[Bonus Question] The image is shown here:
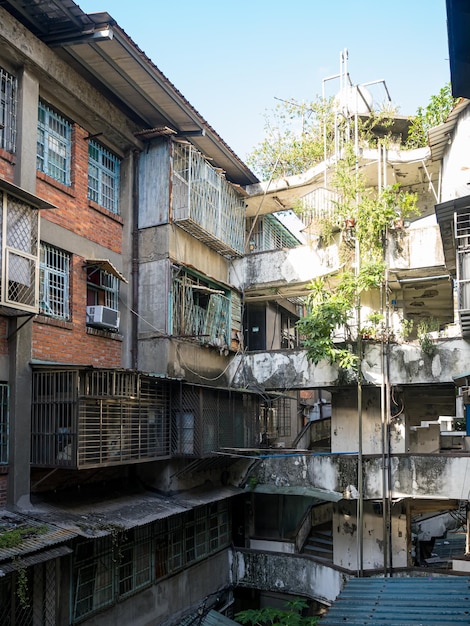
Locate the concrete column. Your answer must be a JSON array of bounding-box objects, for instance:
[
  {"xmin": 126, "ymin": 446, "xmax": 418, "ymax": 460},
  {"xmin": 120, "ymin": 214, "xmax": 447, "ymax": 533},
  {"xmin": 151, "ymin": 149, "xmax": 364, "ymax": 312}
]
[
  {"xmin": 7, "ymin": 66, "xmax": 38, "ymax": 508},
  {"xmin": 14, "ymin": 67, "xmax": 39, "ymax": 191}
]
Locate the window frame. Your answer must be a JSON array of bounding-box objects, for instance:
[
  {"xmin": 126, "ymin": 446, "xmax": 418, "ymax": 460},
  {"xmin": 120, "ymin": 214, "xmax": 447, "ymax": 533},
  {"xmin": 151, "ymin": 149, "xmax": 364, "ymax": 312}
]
[
  {"xmin": 0, "ymin": 66, "xmax": 17, "ymax": 154},
  {"xmin": 87, "ymin": 140, "xmax": 121, "ymax": 214},
  {"xmin": 37, "ymin": 100, "xmax": 72, "ymax": 186},
  {"xmin": 39, "ymin": 243, "xmax": 71, "ymax": 321},
  {"xmin": 86, "ymin": 267, "xmax": 119, "ymax": 310}
]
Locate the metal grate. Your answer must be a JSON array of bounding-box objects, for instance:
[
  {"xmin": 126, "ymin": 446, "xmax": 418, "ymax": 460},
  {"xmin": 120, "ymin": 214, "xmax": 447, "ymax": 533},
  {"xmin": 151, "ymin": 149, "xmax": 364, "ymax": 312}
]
[
  {"xmin": 172, "ymin": 270, "xmax": 231, "ymax": 349},
  {"xmin": 39, "ymin": 243, "xmax": 70, "ymax": 319},
  {"xmin": 37, "ymin": 100, "xmax": 71, "ymax": 186},
  {"xmin": 171, "ymin": 384, "xmax": 260, "ymax": 457},
  {"xmin": 31, "ymin": 369, "xmax": 171, "ymax": 469},
  {"xmin": 72, "ymin": 502, "xmax": 231, "ymax": 622},
  {"xmin": 0, "ymin": 66, "xmax": 17, "ymax": 154},
  {"xmin": 172, "ymin": 143, "xmax": 245, "ymax": 256},
  {"xmin": 1, "ymin": 192, "xmax": 40, "ymax": 312},
  {"xmin": 246, "ymin": 214, "xmax": 300, "ymax": 252},
  {"xmin": 88, "ymin": 140, "xmax": 120, "ymax": 214}
]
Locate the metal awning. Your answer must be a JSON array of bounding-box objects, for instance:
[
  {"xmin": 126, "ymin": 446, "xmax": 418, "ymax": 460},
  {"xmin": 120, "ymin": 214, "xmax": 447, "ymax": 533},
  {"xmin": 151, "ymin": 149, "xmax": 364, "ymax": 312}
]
[
  {"xmin": 84, "ymin": 259, "xmax": 128, "ymax": 283},
  {"xmin": 0, "ymin": 179, "xmax": 57, "ymax": 210},
  {"xmin": 0, "ymin": 545, "xmax": 72, "ymax": 574},
  {"xmin": 247, "ymin": 484, "xmax": 343, "ymax": 502}
]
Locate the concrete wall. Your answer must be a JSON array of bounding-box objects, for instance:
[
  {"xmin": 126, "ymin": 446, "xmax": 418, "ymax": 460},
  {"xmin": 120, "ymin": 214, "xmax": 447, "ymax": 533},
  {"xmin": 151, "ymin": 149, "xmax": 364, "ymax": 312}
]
[
  {"xmin": 333, "ymin": 500, "xmax": 408, "ymax": 571},
  {"xmin": 234, "ymin": 549, "xmax": 346, "ymax": 606},
  {"xmin": 229, "ymin": 339, "xmax": 470, "ymax": 390},
  {"xmin": 440, "ymin": 105, "xmax": 470, "ymax": 201},
  {"xmin": 249, "ymin": 453, "xmax": 470, "ymax": 502}
]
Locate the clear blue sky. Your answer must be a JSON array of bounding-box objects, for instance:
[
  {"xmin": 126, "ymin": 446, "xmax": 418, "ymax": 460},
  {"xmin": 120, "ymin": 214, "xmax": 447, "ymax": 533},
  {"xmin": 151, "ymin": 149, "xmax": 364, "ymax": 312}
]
[{"xmin": 77, "ymin": 1, "xmax": 450, "ymax": 161}]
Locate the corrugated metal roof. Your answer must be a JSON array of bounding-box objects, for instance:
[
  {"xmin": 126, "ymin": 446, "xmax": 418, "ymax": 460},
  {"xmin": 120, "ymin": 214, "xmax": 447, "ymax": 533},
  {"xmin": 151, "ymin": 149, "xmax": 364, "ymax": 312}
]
[
  {"xmin": 319, "ymin": 576, "xmax": 470, "ymax": 625},
  {"xmin": 429, "ymin": 99, "xmax": 470, "ymax": 161},
  {"xmin": 248, "ymin": 484, "xmax": 343, "ymax": 502},
  {"xmin": 0, "ymin": 511, "xmax": 76, "ymax": 563}
]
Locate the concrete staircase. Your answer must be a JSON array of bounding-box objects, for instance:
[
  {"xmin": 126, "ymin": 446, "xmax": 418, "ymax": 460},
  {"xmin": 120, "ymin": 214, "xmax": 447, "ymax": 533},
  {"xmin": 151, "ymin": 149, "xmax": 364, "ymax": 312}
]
[{"xmin": 302, "ymin": 523, "xmax": 333, "ymax": 562}]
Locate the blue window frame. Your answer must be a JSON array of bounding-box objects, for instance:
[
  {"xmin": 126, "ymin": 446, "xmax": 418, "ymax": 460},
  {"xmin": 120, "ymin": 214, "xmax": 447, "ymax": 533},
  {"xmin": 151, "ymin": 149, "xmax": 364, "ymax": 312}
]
[
  {"xmin": 39, "ymin": 243, "xmax": 71, "ymax": 320},
  {"xmin": 88, "ymin": 140, "xmax": 120, "ymax": 214},
  {"xmin": 0, "ymin": 67, "xmax": 17, "ymax": 154},
  {"xmin": 37, "ymin": 101, "xmax": 72, "ymax": 185}
]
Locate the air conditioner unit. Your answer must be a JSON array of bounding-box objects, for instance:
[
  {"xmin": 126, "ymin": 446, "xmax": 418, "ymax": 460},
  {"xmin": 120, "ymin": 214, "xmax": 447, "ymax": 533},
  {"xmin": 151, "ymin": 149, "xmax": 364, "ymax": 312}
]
[{"xmin": 86, "ymin": 305, "xmax": 120, "ymax": 330}]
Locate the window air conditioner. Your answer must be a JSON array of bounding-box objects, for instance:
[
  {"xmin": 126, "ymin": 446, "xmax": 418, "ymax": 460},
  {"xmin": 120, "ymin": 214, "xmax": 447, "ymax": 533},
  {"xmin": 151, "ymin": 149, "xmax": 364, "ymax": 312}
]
[{"xmin": 86, "ymin": 305, "xmax": 120, "ymax": 330}]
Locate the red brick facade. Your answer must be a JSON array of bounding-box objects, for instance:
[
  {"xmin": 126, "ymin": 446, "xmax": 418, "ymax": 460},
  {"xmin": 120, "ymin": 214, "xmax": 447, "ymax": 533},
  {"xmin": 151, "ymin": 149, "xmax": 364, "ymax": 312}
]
[{"xmin": 0, "ymin": 120, "xmax": 125, "ymax": 368}]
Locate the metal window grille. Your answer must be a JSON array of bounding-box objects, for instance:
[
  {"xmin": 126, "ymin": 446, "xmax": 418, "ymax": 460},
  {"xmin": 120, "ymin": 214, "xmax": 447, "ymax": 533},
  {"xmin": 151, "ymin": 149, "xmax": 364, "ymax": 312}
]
[
  {"xmin": 171, "ymin": 384, "xmax": 259, "ymax": 457},
  {"xmin": 73, "ymin": 537, "xmax": 114, "ymax": 621},
  {"xmin": 39, "ymin": 243, "xmax": 70, "ymax": 320},
  {"xmin": 87, "ymin": 267, "xmax": 119, "ymax": 309},
  {"xmin": 31, "ymin": 369, "xmax": 171, "ymax": 469},
  {"xmin": 171, "ymin": 270, "xmax": 231, "ymax": 349},
  {"xmin": 172, "ymin": 143, "xmax": 245, "ymax": 256},
  {"xmin": 0, "ymin": 67, "xmax": 17, "ymax": 153},
  {"xmin": 0, "ymin": 384, "xmax": 9, "ymax": 464},
  {"xmin": 260, "ymin": 397, "xmax": 292, "ymax": 441},
  {"xmin": 1, "ymin": 191, "xmax": 40, "ymax": 312},
  {"xmin": 247, "ymin": 214, "xmax": 300, "ymax": 252},
  {"xmin": 88, "ymin": 140, "xmax": 120, "ymax": 214},
  {"xmin": 118, "ymin": 526, "xmax": 153, "ymax": 598},
  {"xmin": 37, "ymin": 100, "xmax": 71, "ymax": 186}
]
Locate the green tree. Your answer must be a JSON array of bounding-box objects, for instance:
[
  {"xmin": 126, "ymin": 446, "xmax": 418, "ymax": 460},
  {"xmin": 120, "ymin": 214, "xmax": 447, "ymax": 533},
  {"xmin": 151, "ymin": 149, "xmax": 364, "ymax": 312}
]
[
  {"xmin": 246, "ymin": 96, "xmax": 336, "ymax": 180},
  {"xmin": 406, "ymin": 83, "xmax": 457, "ymax": 148},
  {"xmin": 235, "ymin": 597, "xmax": 318, "ymax": 626}
]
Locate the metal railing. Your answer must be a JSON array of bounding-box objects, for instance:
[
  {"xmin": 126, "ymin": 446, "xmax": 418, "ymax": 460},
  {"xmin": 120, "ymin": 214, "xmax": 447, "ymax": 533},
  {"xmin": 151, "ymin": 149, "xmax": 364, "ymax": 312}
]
[
  {"xmin": 246, "ymin": 214, "xmax": 300, "ymax": 253},
  {"xmin": 172, "ymin": 143, "xmax": 245, "ymax": 256}
]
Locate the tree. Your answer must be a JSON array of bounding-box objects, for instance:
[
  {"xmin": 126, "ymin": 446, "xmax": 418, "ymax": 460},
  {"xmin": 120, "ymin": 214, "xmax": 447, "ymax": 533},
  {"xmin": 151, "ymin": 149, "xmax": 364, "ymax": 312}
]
[
  {"xmin": 235, "ymin": 597, "xmax": 319, "ymax": 626},
  {"xmin": 246, "ymin": 97, "xmax": 336, "ymax": 180},
  {"xmin": 406, "ymin": 83, "xmax": 457, "ymax": 148}
]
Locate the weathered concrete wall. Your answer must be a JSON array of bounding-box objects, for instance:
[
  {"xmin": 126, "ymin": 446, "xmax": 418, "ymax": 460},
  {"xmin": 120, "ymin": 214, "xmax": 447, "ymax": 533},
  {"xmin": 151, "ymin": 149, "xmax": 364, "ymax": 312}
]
[
  {"xmin": 80, "ymin": 550, "xmax": 232, "ymax": 626},
  {"xmin": 249, "ymin": 453, "xmax": 470, "ymax": 502},
  {"xmin": 231, "ymin": 225, "xmax": 443, "ymax": 295},
  {"xmin": 440, "ymin": 105, "xmax": 470, "ymax": 201},
  {"xmin": 234, "ymin": 549, "xmax": 347, "ymax": 605},
  {"xmin": 230, "ymin": 245, "xmax": 340, "ymax": 292},
  {"xmin": 229, "ymin": 339, "xmax": 470, "ymax": 390},
  {"xmin": 333, "ymin": 500, "xmax": 407, "ymax": 571}
]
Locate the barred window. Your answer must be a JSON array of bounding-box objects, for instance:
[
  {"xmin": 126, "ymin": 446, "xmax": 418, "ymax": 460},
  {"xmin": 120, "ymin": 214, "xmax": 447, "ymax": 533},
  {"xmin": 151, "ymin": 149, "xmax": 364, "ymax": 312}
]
[
  {"xmin": 86, "ymin": 266, "xmax": 119, "ymax": 309},
  {"xmin": 39, "ymin": 243, "xmax": 71, "ymax": 320},
  {"xmin": 0, "ymin": 67, "xmax": 17, "ymax": 153},
  {"xmin": 37, "ymin": 101, "xmax": 72, "ymax": 185},
  {"xmin": 0, "ymin": 384, "xmax": 8, "ymax": 464},
  {"xmin": 88, "ymin": 140, "xmax": 120, "ymax": 214}
]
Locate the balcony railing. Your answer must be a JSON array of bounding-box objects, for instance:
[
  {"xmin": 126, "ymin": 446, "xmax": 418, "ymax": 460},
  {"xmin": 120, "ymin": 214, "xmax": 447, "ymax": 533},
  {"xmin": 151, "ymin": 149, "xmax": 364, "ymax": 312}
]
[
  {"xmin": 246, "ymin": 214, "xmax": 300, "ymax": 253},
  {"xmin": 172, "ymin": 143, "xmax": 245, "ymax": 257},
  {"xmin": 31, "ymin": 368, "xmax": 171, "ymax": 469}
]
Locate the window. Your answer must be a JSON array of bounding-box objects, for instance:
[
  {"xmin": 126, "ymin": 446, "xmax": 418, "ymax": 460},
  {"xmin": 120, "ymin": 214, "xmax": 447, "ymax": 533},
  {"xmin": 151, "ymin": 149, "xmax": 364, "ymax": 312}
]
[
  {"xmin": 86, "ymin": 266, "xmax": 119, "ymax": 309},
  {"xmin": 88, "ymin": 140, "xmax": 120, "ymax": 214},
  {"xmin": 172, "ymin": 269, "xmax": 231, "ymax": 348},
  {"xmin": 37, "ymin": 100, "xmax": 71, "ymax": 185},
  {"xmin": 0, "ymin": 67, "xmax": 17, "ymax": 153},
  {"xmin": 0, "ymin": 384, "xmax": 8, "ymax": 464},
  {"xmin": 39, "ymin": 243, "xmax": 71, "ymax": 320}
]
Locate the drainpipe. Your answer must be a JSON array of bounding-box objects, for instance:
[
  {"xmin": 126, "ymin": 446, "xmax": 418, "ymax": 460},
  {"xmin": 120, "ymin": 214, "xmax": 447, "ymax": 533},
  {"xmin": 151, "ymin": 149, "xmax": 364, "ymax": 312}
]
[{"xmin": 131, "ymin": 149, "xmax": 140, "ymax": 370}]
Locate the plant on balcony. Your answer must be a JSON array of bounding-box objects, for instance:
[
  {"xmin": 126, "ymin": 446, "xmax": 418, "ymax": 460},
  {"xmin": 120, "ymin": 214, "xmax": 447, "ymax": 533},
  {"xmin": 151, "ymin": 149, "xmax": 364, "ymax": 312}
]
[
  {"xmin": 297, "ymin": 142, "xmax": 418, "ymax": 369},
  {"xmin": 417, "ymin": 318, "xmax": 440, "ymax": 357}
]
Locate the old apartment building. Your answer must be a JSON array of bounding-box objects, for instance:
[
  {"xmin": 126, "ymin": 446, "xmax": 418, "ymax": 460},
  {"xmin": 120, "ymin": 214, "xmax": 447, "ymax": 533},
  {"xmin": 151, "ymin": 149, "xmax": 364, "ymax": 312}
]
[{"xmin": 1, "ymin": 0, "xmax": 470, "ymax": 625}]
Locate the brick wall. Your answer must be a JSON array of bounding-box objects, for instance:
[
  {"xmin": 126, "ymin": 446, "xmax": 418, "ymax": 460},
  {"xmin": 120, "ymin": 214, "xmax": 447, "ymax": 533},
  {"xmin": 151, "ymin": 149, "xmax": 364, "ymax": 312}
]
[{"xmin": 32, "ymin": 123, "xmax": 125, "ymax": 367}]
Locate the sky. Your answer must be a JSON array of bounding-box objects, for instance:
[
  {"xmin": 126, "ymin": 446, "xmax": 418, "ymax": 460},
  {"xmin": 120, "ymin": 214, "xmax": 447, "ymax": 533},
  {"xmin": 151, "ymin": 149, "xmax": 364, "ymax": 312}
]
[{"xmin": 76, "ymin": 1, "xmax": 451, "ymax": 162}]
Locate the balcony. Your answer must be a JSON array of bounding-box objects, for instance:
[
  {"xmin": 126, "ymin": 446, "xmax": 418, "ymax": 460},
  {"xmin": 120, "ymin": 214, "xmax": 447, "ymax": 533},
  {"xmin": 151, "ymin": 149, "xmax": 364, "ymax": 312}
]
[
  {"xmin": 31, "ymin": 367, "xmax": 171, "ymax": 469},
  {"xmin": 172, "ymin": 143, "xmax": 246, "ymax": 257},
  {"xmin": 0, "ymin": 181, "xmax": 53, "ymax": 315}
]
